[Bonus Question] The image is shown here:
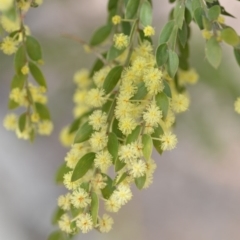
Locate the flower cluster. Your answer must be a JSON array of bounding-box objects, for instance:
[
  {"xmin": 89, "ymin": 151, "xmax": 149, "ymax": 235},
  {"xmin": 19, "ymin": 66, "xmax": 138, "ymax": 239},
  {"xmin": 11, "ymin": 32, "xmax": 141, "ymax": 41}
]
[
  {"xmin": 1, "ymin": 0, "xmax": 53, "ymax": 140},
  {"xmin": 56, "ymin": 35, "xmax": 198, "ymax": 235}
]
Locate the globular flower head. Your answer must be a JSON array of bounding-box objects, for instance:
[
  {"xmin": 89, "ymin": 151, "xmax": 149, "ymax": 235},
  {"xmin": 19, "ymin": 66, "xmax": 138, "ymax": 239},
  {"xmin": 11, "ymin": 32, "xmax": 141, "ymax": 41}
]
[
  {"xmin": 86, "ymin": 88, "xmax": 107, "ymax": 107},
  {"xmin": 94, "ymin": 150, "xmax": 112, "ymax": 172},
  {"xmin": 76, "ymin": 213, "xmax": 93, "ymax": 233},
  {"xmin": 143, "ymin": 25, "xmax": 155, "ymax": 37},
  {"xmin": 70, "ymin": 188, "xmax": 91, "ymax": 209},
  {"xmin": 234, "ymin": 97, "xmax": 240, "ymax": 114},
  {"xmin": 129, "ymin": 159, "xmax": 147, "ymax": 178},
  {"xmin": 172, "ymin": 93, "xmax": 190, "ymax": 113},
  {"xmin": 1, "ymin": 37, "xmax": 18, "ymax": 55},
  {"xmin": 143, "ymin": 101, "xmax": 162, "ymax": 127},
  {"xmin": 0, "ymin": 0, "xmax": 13, "ymax": 11},
  {"xmin": 118, "ymin": 116, "xmax": 137, "ymax": 136},
  {"xmin": 99, "ymin": 214, "xmax": 114, "ymax": 233},
  {"xmin": 113, "ymin": 33, "xmax": 129, "ymax": 50},
  {"xmin": 58, "ymin": 193, "xmax": 71, "ymax": 211},
  {"xmin": 89, "ymin": 110, "xmax": 107, "ymax": 131},
  {"xmin": 111, "ymin": 184, "xmax": 132, "ymax": 206},
  {"xmin": 58, "ymin": 214, "xmax": 73, "ymax": 234},
  {"xmin": 3, "ymin": 113, "xmax": 18, "ymax": 131},
  {"xmin": 112, "ymin": 15, "xmax": 121, "ymax": 25},
  {"xmin": 89, "ymin": 130, "xmax": 108, "ymax": 151},
  {"xmin": 37, "ymin": 120, "xmax": 54, "ymax": 135},
  {"xmin": 160, "ymin": 132, "xmax": 177, "ymax": 151}
]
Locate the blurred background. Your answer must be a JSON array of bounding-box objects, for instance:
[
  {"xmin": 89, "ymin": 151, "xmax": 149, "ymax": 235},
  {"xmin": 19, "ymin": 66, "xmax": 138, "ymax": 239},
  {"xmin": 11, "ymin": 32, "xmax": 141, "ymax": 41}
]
[{"xmin": 1, "ymin": 0, "xmax": 240, "ymax": 239}]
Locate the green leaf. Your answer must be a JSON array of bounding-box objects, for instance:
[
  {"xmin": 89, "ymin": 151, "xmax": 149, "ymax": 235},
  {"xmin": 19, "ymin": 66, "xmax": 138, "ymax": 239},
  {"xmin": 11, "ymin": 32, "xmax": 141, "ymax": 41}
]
[
  {"xmin": 155, "ymin": 92, "xmax": 169, "ymax": 120},
  {"xmin": 156, "ymin": 43, "xmax": 169, "ymax": 67},
  {"xmin": 185, "ymin": 7, "xmax": 192, "ymax": 25},
  {"xmin": 89, "ymin": 54, "xmax": 106, "ymax": 78},
  {"xmin": 101, "ymin": 174, "xmax": 116, "ymax": 199},
  {"xmin": 151, "ymin": 125, "xmax": 164, "ymax": 154},
  {"xmin": 142, "ymin": 134, "xmax": 153, "ymax": 160},
  {"xmin": 108, "ymin": 132, "xmax": 119, "ymax": 163},
  {"xmin": 48, "ymin": 231, "xmax": 65, "ymax": 240},
  {"xmin": 29, "ymin": 61, "xmax": 47, "ymax": 88},
  {"xmin": 8, "ymin": 99, "xmax": 19, "ymax": 110},
  {"xmin": 125, "ymin": 0, "xmax": 140, "ymax": 19},
  {"xmin": 159, "ymin": 20, "xmax": 175, "ymax": 44},
  {"xmin": 163, "ymin": 80, "xmax": 172, "ymax": 98},
  {"xmin": 71, "ymin": 152, "xmax": 95, "ymax": 182},
  {"xmin": 69, "ymin": 111, "xmax": 91, "ymax": 134},
  {"xmin": 234, "ymin": 48, "xmax": 240, "ymax": 66},
  {"xmin": 122, "ymin": 21, "xmax": 131, "ymax": 35},
  {"xmin": 26, "ymin": 36, "xmax": 42, "ymax": 61},
  {"xmin": 178, "ymin": 21, "xmax": 188, "ymax": 47},
  {"xmin": 18, "ymin": 112, "xmax": 27, "ymax": 132},
  {"xmin": 174, "ymin": 1, "xmax": 185, "ymax": 29},
  {"xmin": 51, "ymin": 207, "xmax": 65, "ymax": 225},
  {"xmin": 35, "ymin": 102, "xmax": 51, "ymax": 120},
  {"xmin": 115, "ymin": 157, "xmax": 126, "ymax": 172},
  {"xmin": 208, "ymin": 5, "xmax": 220, "ymax": 21},
  {"xmin": 74, "ymin": 122, "xmax": 93, "ymax": 144},
  {"xmin": 135, "ymin": 174, "xmax": 146, "ymax": 190},
  {"xmin": 90, "ymin": 192, "xmax": 99, "ymax": 226},
  {"xmin": 55, "ymin": 162, "xmax": 71, "ymax": 184},
  {"xmin": 10, "ymin": 74, "xmax": 26, "ymax": 90},
  {"xmin": 131, "ymin": 82, "xmax": 148, "ymax": 100},
  {"xmin": 69, "ymin": 118, "xmax": 82, "ymax": 135},
  {"xmin": 221, "ymin": 28, "xmax": 239, "ymax": 46},
  {"xmin": 108, "ymin": 0, "xmax": 119, "ymax": 11},
  {"xmin": 14, "ymin": 45, "xmax": 26, "ymax": 75},
  {"xmin": 112, "ymin": 118, "xmax": 124, "ymax": 139},
  {"xmin": 114, "ymin": 172, "xmax": 128, "ymax": 185},
  {"xmin": 205, "ymin": 37, "xmax": 222, "ymax": 68},
  {"xmin": 191, "ymin": 0, "xmax": 201, "ymax": 12},
  {"xmin": 103, "ymin": 66, "xmax": 123, "ymax": 94},
  {"xmin": 167, "ymin": 50, "xmax": 179, "ymax": 78},
  {"xmin": 194, "ymin": 7, "xmax": 204, "ymax": 29},
  {"xmin": 107, "ymin": 46, "xmax": 125, "ymax": 61},
  {"xmin": 126, "ymin": 125, "xmax": 141, "ymax": 144},
  {"xmin": 90, "ymin": 25, "xmax": 112, "ymax": 46},
  {"xmin": 140, "ymin": 0, "xmax": 152, "ymax": 26}
]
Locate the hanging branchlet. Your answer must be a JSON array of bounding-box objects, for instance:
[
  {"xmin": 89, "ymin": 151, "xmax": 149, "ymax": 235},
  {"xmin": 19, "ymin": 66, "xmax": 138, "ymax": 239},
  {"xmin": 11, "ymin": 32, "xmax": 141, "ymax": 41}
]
[
  {"xmin": 50, "ymin": 0, "xmax": 240, "ymax": 238},
  {"xmin": 1, "ymin": 0, "xmax": 53, "ymax": 141}
]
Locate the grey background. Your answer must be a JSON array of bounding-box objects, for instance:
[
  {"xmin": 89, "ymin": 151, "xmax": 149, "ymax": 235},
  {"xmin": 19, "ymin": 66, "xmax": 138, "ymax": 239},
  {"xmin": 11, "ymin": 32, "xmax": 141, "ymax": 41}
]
[{"xmin": 0, "ymin": 0, "xmax": 240, "ymax": 239}]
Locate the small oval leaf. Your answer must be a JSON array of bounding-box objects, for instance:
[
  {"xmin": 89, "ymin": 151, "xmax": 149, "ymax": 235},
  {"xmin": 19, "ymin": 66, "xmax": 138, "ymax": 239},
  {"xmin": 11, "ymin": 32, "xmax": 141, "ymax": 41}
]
[
  {"xmin": 14, "ymin": 45, "xmax": 26, "ymax": 75},
  {"xmin": 90, "ymin": 25, "xmax": 112, "ymax": 46},
  {"xmin": 135, "ymin": 174, "xmax": 146, "ymax": 190},
  {"xmin": 71, "ymin": 152, "xmax": 95, "ymax": 182},
  {"xmin": 126, "ymin": 125, "xmax": 141, "ymax": 144},
  {"xmin": 140, "ymin": 0, "xmax": 152, "ymax": 26},
  {"xmin": 125, "ymin": 0, "xmax": 140, "ymax": 19},
  {"xmin": 29, "ymin": 61, "xmax": 47, "ymax": 88},
  {"xmin": 26, "ymin": 36, "xmax": 42, "ymax": 61},
  {"xmin": 108, "ymin": 132, "xmax": 119, "ymax": 163},
  {"xmin": 221, "ymin": 27, "xmax": 239, "ymax": 46},
  {"xmin": 158, "ymin": 20, "xmax": 175, "ymax": 44},
  {"xmin": 103, "ymin": 65, "xmax": 123, "ymax": 94},
  {"xmin": 205, "ymin": 37, "xmax": 222, "ymax": 68},
  {"xmin": 167, "ymin": 50, "xmax": 179, "ymax": 78},
  {"xmin": 74, "ymin": 122, "xmax": 93, "ymax": 144},
  {"xmin": 18, "ymin": 112, "xmax": 27, "ymax": 132},
  {"xmin": 35, "ymin": 102, "xmax": 51, "ymax": 120},
  {"xmin": 156, "ymin": 43, "xmax": 169, "ymax": 67},
  {"xmin": 91, "ymin": 192, "xmax": 99, "ymax": 226},
  {"xmin": 101, "ymin": 174, "xmax": 116, "ymax": 199},
  {"xmin": 155, "ymin": 92, "xmax": 169, "ymax": 120},
  {"xmin": 142, "ymin": 134, "xmax": 153, "ymax": 160}
]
